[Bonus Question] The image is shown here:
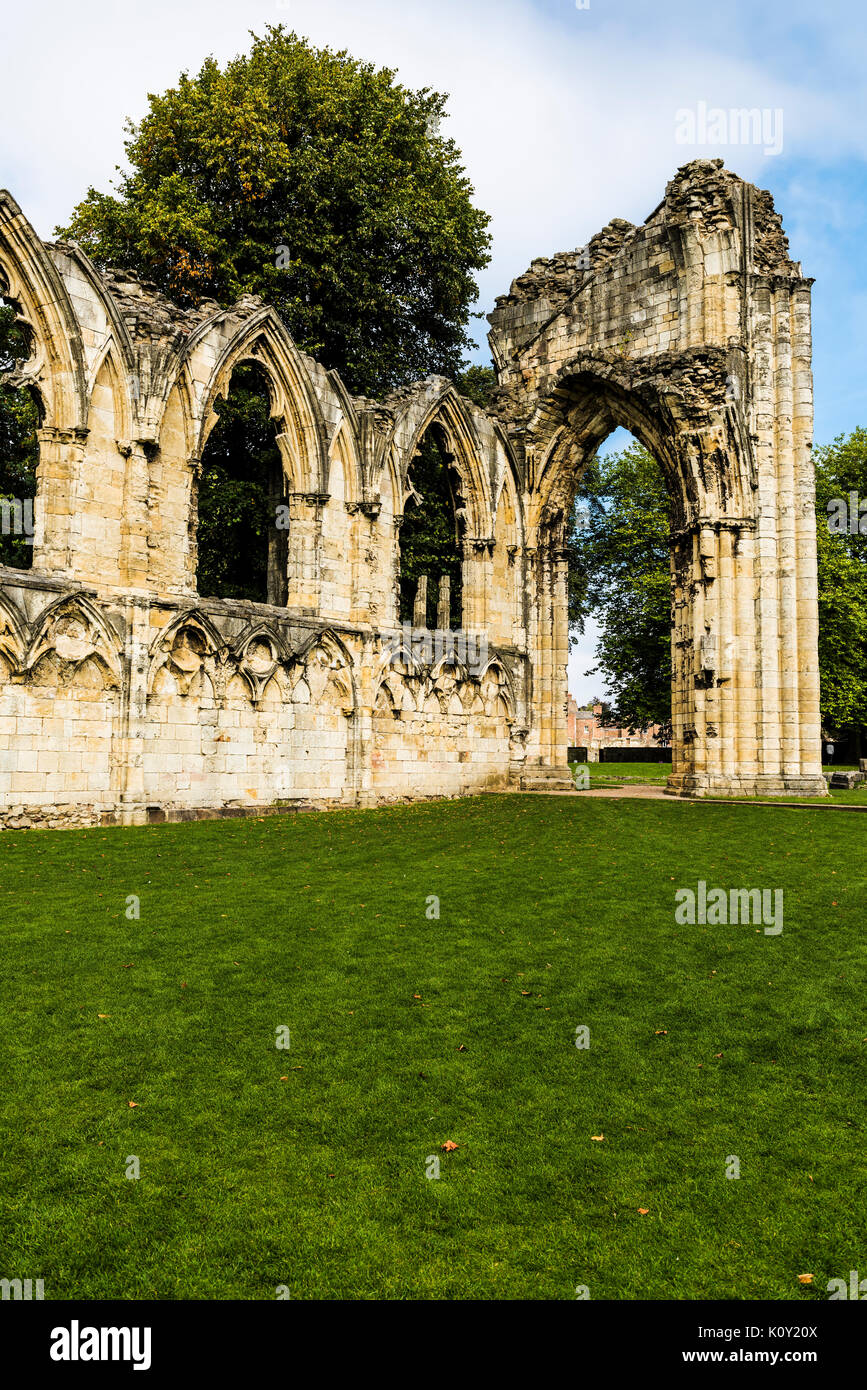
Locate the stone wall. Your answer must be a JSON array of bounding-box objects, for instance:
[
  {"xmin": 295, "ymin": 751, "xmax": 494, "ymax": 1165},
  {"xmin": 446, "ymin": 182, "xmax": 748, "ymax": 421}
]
[{"xmin": 0, "ymin": 159, "xmax": 826, "ymax": 826}]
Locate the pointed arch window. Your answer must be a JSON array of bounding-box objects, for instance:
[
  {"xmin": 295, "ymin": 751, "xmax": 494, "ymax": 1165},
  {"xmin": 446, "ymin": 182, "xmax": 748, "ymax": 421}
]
[
  {"xmin": 399, "ymin": 423, "xmax": 464, "ymax": 628},
  {"xmin": 195, "ymin": 361, "xmax": 286, "ymax": 605},
  {"xmin": 0, "ymin": 287, "xmax": 40, "ymax": 571}
]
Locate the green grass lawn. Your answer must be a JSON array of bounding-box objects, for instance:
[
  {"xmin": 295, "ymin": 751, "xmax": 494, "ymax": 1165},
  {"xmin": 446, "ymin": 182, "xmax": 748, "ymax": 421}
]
[
  {"xmin": 573, "ymin": 759, "xmax": 867, "ymax": 804},
  {"xmin": 579, "ymin": 759, "xmax": 671, "ymax": 787},
  {"xmin": 0, "ymin": 795, "xmax": 862, "ymax": 1300}
]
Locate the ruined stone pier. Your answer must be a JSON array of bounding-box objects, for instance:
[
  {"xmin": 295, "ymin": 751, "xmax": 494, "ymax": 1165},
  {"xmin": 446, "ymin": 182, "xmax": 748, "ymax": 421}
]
[{"xmin": 0, "ymin": 160, "xmax": 826, "ymax": 827}]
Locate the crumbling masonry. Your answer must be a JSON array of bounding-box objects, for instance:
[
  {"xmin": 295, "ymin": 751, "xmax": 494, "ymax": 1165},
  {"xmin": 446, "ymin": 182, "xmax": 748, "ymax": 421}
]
[{"xmin": 0, "ymin": 160, "xmax": 826, "ymax": 826}]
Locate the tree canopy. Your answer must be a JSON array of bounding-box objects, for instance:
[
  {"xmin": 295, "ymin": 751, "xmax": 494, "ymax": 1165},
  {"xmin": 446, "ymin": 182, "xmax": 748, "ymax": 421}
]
[
  {"xmin": 398, "ymin": 427, "xmax": 464, "ymax": 627},
  {"xmin": 57, "ymin": 26, "xmax": 491, "ymax": 400},
  {"xmin": 566, "ymin": 440, "xmax": 672, "ymax": 734},
  {"xmin": 567, "ymin": 428, "xmax": 867, "ymax": 752},
  {"xmin": 51, "ymin": 27, "xmax": 494, "ymax": 597},
  {"xmin": 813, "ymin": 428, "xmax": 867, "ymax": 747},
  {"xmin": 195, "ymin": 362, "xmax": 283, "ymax": 604}
]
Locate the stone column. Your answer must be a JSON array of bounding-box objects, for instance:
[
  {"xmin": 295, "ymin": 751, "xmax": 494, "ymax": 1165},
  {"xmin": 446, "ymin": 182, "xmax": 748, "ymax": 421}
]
[
  {"xmin": 184, "ymin": 456, "xmax": 202, "ymax": 594},
  {"xmin": 115, "ymin": 596, "xmax": 150, "ymax": 825},
  {"xmin": 771, "ymin": 284, "xmax": 800, "ymax": 779},
  {"xmin": 668, "ymin": 529, "xmax": 700, "ymax": 793},
  {"xmin": 267, "ymin": 471, "xmax": 288, "ymax": 607},
  {"xmin": 529, "ymin": 538, "xmax": 569, "ymax": 769},
  {"xmin": 352, "ymin": 633, "xmax": 378, "ymax": 808},
  {"xmin": 119, "ymin": 441, "xmax": 152, "ymax": 592},
  {"xmin": 461, "ymin": 537, "xmax": 495, "ymax": 634},
  {"xmin": 413, "ymin": 574, "xmax": 428, "ymax": 628},
  {"xmin": 31, "ymin": 425, "xmax": 88, "ymax": 577},
  {"xmin": 550, "ymin": 545, "xmax": 570, "ymax": 767},
  {"xmin": 284, "ymin": 491, "xmax": 327, "ymax": 613},
  {"xmin": 792, "ymin": 280, "xmax": 823, "ymax": 783},
  {"xmin": 436, "ymin": 574, "xmax": 451, "ymax": 630}
]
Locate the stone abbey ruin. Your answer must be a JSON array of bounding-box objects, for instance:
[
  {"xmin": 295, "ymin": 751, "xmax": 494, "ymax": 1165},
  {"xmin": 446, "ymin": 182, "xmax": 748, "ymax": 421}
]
[{"xmin": 0, "ymin": 159, "xmax": 826, "ymax": 827}]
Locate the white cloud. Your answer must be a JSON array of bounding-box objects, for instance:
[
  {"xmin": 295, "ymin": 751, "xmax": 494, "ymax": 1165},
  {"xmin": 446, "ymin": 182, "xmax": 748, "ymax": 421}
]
[
  {"xmin": 2, "ymin": 0, "xmax": 863, "ymax": 344},
  {"xmin": 568, "ymin": 618, "xmax": 608, "ymax": 705}
]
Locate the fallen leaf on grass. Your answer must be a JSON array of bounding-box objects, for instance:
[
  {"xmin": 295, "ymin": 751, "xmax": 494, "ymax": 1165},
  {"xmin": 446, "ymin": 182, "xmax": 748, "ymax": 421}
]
[
  {"xmin": 127, "ymin": 1101, "xmax": 139, "ymax": 1108},
  {"xmin": 441, "ymin": 1140, "xmax": 459, "ymax": 1152},
  {"xmin": 590, "ymin": 1134, "xmax": 604, "ymax": 1142},
  {"xmin": 655, "ymin": 1030, "xmax": 668, "ymax": 1036},
  {"xmin": 637, "ymin": 1208, "xmax": 650, "ymax": 1216},
  {"xmin": 798, "ymin": 1274, "xmax": 814, "ymax": 1285}
]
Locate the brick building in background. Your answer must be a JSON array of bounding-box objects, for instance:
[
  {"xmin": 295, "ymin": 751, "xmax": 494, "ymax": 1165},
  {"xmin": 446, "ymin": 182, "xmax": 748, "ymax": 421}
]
[{"xmin": 567, "ymin": 695, "xmax": 666, "ymax": 760}]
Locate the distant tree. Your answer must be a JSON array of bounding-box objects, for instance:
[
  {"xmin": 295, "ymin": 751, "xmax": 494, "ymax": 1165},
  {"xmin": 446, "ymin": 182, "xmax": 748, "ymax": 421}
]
[
  {"xmin": 399, "ymin": 426, "xmax": 463, "ymax": 627},
  {"xmin": 568, "ymin": 428, "xmax": 867, "ymax": 752},
  {"xmin": 455, "ymin": 364, "xmax": 496, "ymax": 410},
  {"xmin": 195, "ymin": 363, "xmax": 283, "ymax": 604},
  {"xmin": 814, "ymin": 428, "xmax": 867, "ymax": 752},
  {"xmin": 0, "ymin": 302, "xmax": 39, "ymax": 569},
  {"xmin": 566, "ymin": 440, "xmax": 671, "ymax": 735}
]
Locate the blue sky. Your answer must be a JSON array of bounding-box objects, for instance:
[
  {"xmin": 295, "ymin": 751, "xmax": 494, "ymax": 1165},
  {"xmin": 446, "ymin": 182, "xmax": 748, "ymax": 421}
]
[{"xmin": 2, "ymin": 0, "xmax": 864, "ymax": 698}]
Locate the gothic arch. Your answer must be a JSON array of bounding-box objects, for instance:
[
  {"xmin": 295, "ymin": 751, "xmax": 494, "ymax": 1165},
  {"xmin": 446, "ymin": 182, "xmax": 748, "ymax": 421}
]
[
  {"xmin": 147, "ymin": 610, "xmax": 226, "ymax": 699},
  {"xmin": 389, "ymin": 379, "xmax": 495, "ymax": 538},
  {"xmin": 0, "ymin": 192, "xmax": 88, "ymax": 433},
  {"xmin": 528, "ymin": 355, "xmax": 756, "ymax": 542},
  {"xmin": 476, "ymin": 657, "xmax": 516, "ymax": 721},
  {"xmin": 0, "ymin": 592, "xmax": 26, "ymax": 673},
  {"xmin": 25, "ymin": 594, "xmax": 123, "ymax": 688},
  {"xmin": 53, "ymin": 242, "xmax": 141, "ymax": 443},
  {"xmin": 189, "ymin": 308, "xmax": 329, "ymax": 494},
  {"xmin": 230, "ymin": 623, "xmax": 291, "ymax": 704},
  {"xmin": 488, "ymin": 158, "xmax": 823, "ymax": 796},
  {"xmin": 293, "ymin": 628, "xmax": 358, "ymax": 714},
  {"xmin": 0, "ymin": 163, "xmax": 826, "ymax": 811}
]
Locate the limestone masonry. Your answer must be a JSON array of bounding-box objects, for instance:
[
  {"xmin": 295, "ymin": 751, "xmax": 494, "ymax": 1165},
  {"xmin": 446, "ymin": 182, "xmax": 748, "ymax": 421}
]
[{"xmin": 0, "ymin": 160, "xmax": 826, "ymax": 827}]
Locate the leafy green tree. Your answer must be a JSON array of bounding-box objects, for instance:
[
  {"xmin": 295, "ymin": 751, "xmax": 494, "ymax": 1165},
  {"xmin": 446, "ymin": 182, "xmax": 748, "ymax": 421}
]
[
  {"xmin": 57, "ymin": 26, "xmax": 491, "ymax": 400},
  {"xmin": 568, "ymin": 427, "xmax": 867, "ymax": 753},
  {"xmin": 566, "ymin": 440, "xmax": 671, "ymax": 734},
  {"xmin": 455, "ymin": 364, "xmax": 496, "ymax": 410},
  {"xmin": 399, "ymin": 427, "xmax": 463, "ymax": 626},
  {"xmin": 56, "ymin": 27, "xmax": 491, "ymax": 599},
  {"xmin": 813, "ymin": 428, "xmax": 867, "ymax": 751},
  {"xmin": 196, "ymin": 363, "xmax": 283, "ymax": 603},
  {"xmin": 0, "ymin": 302, "xmax": 39, "ymax": 570}
]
